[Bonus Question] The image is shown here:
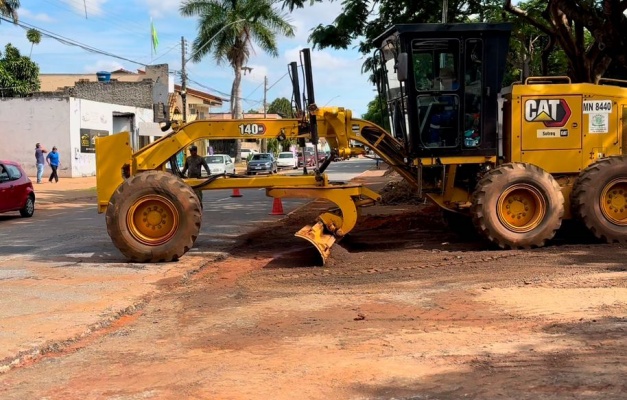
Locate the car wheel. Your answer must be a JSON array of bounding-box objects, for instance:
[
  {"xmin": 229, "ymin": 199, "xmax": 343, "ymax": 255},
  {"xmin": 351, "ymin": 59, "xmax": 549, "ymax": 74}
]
[{"xmin": 19, "ymin": 195, "xmax": 35, "ymax": 218}]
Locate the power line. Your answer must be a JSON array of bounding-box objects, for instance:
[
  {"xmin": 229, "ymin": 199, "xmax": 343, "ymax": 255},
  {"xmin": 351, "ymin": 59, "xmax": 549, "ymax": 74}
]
[{"xmin": 0, "ymin": 16, "xmax": 147, "ymax": 67}]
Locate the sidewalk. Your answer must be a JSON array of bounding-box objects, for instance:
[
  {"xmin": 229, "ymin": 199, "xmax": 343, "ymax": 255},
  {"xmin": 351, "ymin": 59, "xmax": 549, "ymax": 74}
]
[{"xmin": 29, "ymin": 176, "xmax": 97, "ymax": 205}]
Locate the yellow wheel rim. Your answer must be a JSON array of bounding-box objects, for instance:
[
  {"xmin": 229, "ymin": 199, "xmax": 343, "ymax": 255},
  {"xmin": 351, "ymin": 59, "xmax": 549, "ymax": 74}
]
[
  {"xmin": 600, "ymin": 178, "xmax": 627, "ymax": 226},
  {"xmin": 497, "ymin": 184, "xmax": 546, "ymax": 233},
  {"xmin": 126, "ymin": 195, "xmax": 179, "ymax": 246}
]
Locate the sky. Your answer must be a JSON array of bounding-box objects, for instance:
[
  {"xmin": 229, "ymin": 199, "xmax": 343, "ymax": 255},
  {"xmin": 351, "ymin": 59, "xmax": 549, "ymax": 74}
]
[{"xmin": 0, "ymin": 0, "xmax": 377, "ymax": 116}]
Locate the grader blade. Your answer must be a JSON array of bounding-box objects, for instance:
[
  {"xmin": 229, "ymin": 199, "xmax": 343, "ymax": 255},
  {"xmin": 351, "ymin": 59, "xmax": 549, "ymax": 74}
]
[{"xmin": 295, "ymin": 221, "xmax": 336, "ymax": 264}]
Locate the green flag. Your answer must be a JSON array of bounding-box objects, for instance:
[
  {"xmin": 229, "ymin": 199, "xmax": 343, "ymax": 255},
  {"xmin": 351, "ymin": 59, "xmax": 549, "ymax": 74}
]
[{"xmin": 151, "ymin": 20, "xmax": 159, "ymax": 53}]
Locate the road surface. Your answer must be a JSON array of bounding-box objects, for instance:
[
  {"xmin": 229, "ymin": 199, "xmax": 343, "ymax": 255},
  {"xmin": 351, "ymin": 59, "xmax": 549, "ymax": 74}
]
[{"xmin": 0, "ymin": 158, "xmax": 376, "ymax": 369}]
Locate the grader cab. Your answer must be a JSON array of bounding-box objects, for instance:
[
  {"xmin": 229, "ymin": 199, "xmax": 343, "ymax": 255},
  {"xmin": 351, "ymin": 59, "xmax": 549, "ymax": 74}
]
[{"xmin": 96, "ymin": 23, "xmax": 627, "ymax": 264}]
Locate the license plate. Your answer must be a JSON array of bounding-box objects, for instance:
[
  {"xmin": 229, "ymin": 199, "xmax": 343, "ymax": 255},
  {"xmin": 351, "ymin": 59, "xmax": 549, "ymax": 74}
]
[{"xmin": 254, "ymin": 166, "xmax": 262, "ymax": 169}]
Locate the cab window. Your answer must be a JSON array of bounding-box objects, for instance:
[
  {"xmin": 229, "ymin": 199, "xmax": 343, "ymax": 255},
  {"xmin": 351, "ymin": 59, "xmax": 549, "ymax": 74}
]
[{"xmin": 412, "ymin": 39, "xmax": 461, "ymax": 148}]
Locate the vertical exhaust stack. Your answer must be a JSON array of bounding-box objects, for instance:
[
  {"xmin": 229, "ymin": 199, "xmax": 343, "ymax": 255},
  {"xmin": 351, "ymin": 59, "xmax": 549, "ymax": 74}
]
[
  {"xmin": 289, "ymin": 61, "xmax": 302, "ymax": 114},
  {"xmin": 302, "ymin": 49, "xmax": 320, "ymax": 168}
]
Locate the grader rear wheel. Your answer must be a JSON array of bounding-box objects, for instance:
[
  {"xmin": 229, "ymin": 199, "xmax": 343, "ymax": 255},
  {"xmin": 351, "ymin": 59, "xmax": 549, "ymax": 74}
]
[
  {"xmin": 105, "ymin": 171, "xmax": 202, "ymax": 262},
  {"xmin": 471, "ymin": 163, "xmax": 564, "ymax": 249},
  {"xmin": 571, "ymin": 156, "xmax": 627, "ymax": 243}
]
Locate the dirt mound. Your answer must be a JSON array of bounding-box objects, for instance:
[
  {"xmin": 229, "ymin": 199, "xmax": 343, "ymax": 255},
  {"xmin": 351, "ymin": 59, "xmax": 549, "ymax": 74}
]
[{"xmin": 379, "ymin": 179, "xmax": 424, "ymax": 205}]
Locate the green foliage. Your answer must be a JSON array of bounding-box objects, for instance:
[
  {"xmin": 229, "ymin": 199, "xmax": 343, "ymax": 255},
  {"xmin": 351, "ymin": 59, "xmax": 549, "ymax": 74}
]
[
  {"xmin": 266, "ymin": 138, "xmax": 281, "ymax": 155},
  {"xmin": 0, "ymin": 0, "xmax": 19, "ymax": 23},
  {"xmin": 0, "ymin": 43, "xmax": 40, "ymax": 97},
  {"xmin": 26, "ymin": 28, "xmax": 41, "ymax": 57},
  {"xmin": 361, "ymin": 94, "xmax": 389, "ymax": 130},
  {"xmin": 267, "ymin": 97, "xmax": 294, "ymax": 118}
]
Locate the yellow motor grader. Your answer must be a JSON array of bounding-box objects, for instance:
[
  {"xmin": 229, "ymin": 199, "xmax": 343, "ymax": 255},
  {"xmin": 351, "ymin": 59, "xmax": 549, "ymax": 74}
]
[{"xmin": 96, "ymin": 23, "xmax": 627, "ymax": 264}]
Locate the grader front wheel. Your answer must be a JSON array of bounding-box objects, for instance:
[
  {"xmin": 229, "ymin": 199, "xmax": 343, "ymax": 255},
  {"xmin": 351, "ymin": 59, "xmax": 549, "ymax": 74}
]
[
  {"xmin": 105, "ymin": 171, "xmax": 202, "ymax": 262},
  {"xmin": 572, "ymin": 156, "xmax": 627, "ymax": 243},
  {"xmin": 471, "ymin": 163, "xmax": 564, "ymax": 249}
]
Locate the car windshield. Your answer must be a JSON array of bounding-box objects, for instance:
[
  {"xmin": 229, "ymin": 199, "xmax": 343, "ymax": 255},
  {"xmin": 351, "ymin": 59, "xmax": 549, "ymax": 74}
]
[
  {"xmin": 252, "ymin": 154, "xmax": 272, "ymax": 160},
  {"xmin": 205, "ymin": 156, "xmax": 224, "ymax": 164},
  {"xmin": 278, "ymin": 153, "xmax": 294, "ymax": 159}
]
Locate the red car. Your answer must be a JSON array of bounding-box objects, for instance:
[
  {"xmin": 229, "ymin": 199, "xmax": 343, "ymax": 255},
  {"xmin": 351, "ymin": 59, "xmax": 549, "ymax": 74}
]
[
  {"xmin": 297, "ymin": 151, "xmax": 315, "ymax": 167},
  {"xmin": 0, "ymin": 160, "xmax": 35, "ymax": 218}
]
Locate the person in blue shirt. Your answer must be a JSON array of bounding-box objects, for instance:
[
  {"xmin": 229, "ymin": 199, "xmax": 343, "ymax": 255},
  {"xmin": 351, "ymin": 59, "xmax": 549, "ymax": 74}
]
[{"xmin": 46, "ymin": 146, "xmax": 61, "ymax": 183}]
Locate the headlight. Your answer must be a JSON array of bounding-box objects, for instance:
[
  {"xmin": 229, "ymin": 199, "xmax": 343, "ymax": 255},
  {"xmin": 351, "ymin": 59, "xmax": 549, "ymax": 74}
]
[{"xmin": 265, "ymin": 162, "xmax": 271, "ymax": 167}]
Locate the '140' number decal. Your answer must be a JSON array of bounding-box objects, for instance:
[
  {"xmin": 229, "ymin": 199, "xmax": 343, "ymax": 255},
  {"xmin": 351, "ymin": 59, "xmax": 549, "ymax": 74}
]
[{"xmin": 238, "ymin": 123, "xmax": 266, "ymax": 135}]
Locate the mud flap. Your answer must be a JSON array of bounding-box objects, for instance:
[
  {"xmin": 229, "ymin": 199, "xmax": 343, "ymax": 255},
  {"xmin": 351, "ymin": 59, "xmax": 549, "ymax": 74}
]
[{"xmin": 295, "ymin": 221, "xmax": 336, "ymax": 265}]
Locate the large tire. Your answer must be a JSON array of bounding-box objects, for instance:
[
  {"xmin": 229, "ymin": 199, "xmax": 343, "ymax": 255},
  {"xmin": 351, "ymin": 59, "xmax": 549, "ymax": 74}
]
[
  {"xmin": 471, "ymin": 163, "xmax": 564, "ymax": 249},
  {"xmin": 105, "ymin": 171, "xmax": 202, "ymax": 262},
  {"xmin": 571, "ymin": 156, "xmax": 627, "ymax": 243}
]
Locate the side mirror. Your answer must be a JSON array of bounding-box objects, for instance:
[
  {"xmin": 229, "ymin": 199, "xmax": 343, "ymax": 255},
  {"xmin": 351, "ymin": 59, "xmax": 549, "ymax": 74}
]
[{"xmin": 397, "ymin": 53, "xmax": 408, "ymax": 82}]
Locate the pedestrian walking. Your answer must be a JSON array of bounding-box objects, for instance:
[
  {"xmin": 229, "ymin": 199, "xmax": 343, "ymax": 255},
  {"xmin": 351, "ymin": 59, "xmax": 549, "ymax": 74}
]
[
  {"xmin": 46, "ymin": 146, "xmax": 61, "ymax": 183},
  {"xmin": 181, "ymin": 145, "xmax": 210, "ymax": 206},
  {"xmin": 34, "ymin": 143, "xmax": 47, "ymax": 183}
]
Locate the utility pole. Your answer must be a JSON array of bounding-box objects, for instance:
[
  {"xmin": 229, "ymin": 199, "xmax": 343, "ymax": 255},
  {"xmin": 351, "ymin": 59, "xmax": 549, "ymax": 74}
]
[
  {"xmin": 181, "ymin": 36, "xmax": 187, "ymax": 123},
  {"xmin": 261, "ymin": 75, "xmax": 268, "ymax": 152},
  {"xmin": 263, "ymin": 75, "xmax": 268, "ymax": 118}
]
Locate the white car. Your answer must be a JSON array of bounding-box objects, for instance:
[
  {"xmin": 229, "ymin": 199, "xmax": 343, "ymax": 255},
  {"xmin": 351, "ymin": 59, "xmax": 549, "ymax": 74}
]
[
  {"xmin": 276, "ymin": 152, "xmax": 298, "ymax": 169},
  {"xmin": 203, "ymin": 154, "xmax": 235, "ymax": 175},
  {"xmin": 240, "ymin": 148, "xmax": 258, "ymax": 160}
]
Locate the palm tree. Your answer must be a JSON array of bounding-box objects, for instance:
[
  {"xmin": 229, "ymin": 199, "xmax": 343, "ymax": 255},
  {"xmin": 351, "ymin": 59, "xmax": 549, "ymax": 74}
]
[
  {"xmin": 180, "ymin": 0, "xmax": 295, "ymax": 161},
  {"xmin": 26, "ymin": 28, "xmax": 41, "ymax": 57},
  {"xmin": 0, "ymin": 0, "xmax": 19, "ymax": 23}
]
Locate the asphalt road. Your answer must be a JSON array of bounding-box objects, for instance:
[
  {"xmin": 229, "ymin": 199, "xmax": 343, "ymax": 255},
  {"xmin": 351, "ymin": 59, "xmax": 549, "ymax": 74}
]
[{"xmin": 0, "ymin": 158, "xmax": 376, "ymax": 261}]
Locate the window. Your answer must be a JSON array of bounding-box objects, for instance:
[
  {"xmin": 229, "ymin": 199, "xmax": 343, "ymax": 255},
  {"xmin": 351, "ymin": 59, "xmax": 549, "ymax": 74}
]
[
  {"xmin": 463, "ymin": 39, "xmax": 483, "ymax": 148},
  {"xmin": 5, "ymin": 165, "xmax": 21, "ymax": 180},
  {"xmin": 412, "ymin": 39, "xmax": 461, "ymax": 148}
]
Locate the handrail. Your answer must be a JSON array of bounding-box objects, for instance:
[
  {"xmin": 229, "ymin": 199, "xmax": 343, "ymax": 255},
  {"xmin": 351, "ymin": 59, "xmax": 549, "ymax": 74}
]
[
  {"xmin": 598, "ymin": 78, "xmax": 627, "ymax": 88},
  {"xmin": 524, "ymin": 76, "xmax": 571, "ymax": 85}
]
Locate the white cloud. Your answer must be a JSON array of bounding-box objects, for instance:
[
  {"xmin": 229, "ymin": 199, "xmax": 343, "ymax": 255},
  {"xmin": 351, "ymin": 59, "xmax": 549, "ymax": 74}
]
[
  {"xmin": 141, "ymin": 0, "xmax": 182, "ymax": 18},
  {"xmin": 62, "ymin": 0, "xmax": 108, "ymax": 17},
  {"xmin": 83, "ymin": 59, "xmax": 125, "ymax": 73},
  {"xmin": 242, "ymin": 64, "xmax": 269, "ymax": 84},
  {"xmin": 284, "ymin": 46, "xmax": 352, "ymax": 70},
  {"xmin": 20, "ymin": 8, "xmax": 55, "ymax": 23}
]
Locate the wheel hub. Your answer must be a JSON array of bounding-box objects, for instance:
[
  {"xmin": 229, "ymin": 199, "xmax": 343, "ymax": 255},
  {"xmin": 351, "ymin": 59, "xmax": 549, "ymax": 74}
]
[
  {"xmin": 126, "ymin": 195, "xmax": 179, "ymax": 246},
  {"xmin": 497, "ymin": 184, "xmax": 546, "ymax": 233},
  {"xmin": 600, "ymin": 179, "xmax": 627, "ymax": 226}
]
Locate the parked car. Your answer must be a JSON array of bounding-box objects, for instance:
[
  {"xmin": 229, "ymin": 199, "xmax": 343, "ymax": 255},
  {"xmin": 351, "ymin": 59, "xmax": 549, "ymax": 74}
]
[
  {"xmin": 202, "ymin": 154, "xmax": 235, "ymax": 175},
  {"xmin": 240, "ymin": 148, "xmax": 258, "ymax": 161},
  {"xmin": 317, "ymin": 151, "xmax": 330, "ymax": 163},
  {"xmin": 246, "ymin": 153, "xmax": 277, "ymax": 175},
  {"xmin": 0, "ymin": 160, "xmax": 35, "ymax": 218},
  {"xmin": 276, "ymin": 152, "xmax": 298, "ymax": 169},
  {"xmin": 297, "ymin": 151, "xmax": 315, "ymax": 167}
]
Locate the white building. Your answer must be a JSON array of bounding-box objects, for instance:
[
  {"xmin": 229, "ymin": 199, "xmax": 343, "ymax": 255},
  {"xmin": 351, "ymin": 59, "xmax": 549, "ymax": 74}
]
[{"xmin": 0, "ymin": 96, "xmax": 161, "ymax": 178}]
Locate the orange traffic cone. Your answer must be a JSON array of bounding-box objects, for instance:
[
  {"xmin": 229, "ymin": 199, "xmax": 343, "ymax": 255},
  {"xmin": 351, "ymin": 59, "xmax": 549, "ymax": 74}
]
[
  {"xmin": 230, "ymin": 188, "xmax": 243, "ymax": 197},
  {"xmin": 269, "ymin": 197, "xmax": 284, "ymax": 215}
]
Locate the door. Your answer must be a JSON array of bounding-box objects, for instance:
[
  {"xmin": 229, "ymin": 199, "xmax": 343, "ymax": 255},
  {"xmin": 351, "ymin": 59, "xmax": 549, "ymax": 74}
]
[{"xmin": 0, "ymin": 163, "xmax": 17, "ymax": 211}]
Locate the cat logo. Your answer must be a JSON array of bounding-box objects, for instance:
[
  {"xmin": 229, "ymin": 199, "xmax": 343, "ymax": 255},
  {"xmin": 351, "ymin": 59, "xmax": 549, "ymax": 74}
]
[{"xmin": 524, "ymin": 99, "xmax": 571, "ymax": 127}]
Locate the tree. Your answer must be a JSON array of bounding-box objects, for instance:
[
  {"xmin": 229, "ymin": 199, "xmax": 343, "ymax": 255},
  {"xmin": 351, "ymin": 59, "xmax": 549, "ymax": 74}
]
[
  {"xmin": 267, "ymin": 97, "xmax": 294, "ymax": 118},
  {"xmin": 504, "ymin": 0, "xmax": 627, "ymax": 82},
  {"xmin": 0, "ymin": 43, "xmax": 40, "ymax": 97},
  {"xmin": 180, "ymin": 0, "xmax": 295, "ymax": 161},
  {"xmin": 0, "ymin": 0, "xmax": 19, "ymax": 23},
  {"xmin": 361, "ymin": 94, "xmax": 388, "ymax": 130},
  {"xmin": 26, "ymin": 28, "xmax": 41, "ymax": 58}
]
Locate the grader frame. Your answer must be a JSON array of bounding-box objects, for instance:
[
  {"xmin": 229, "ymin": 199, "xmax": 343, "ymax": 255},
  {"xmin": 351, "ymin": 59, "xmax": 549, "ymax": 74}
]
[{"xmin": 96, "ymin": 24, "xmax": 627, "ymax": 264}]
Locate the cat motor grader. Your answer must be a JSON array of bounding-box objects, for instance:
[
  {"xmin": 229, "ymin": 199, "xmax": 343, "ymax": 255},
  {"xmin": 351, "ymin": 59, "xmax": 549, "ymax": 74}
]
[{"xmin": 96, "ymin": 23, "xmax": 627, "ymax": 264}]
